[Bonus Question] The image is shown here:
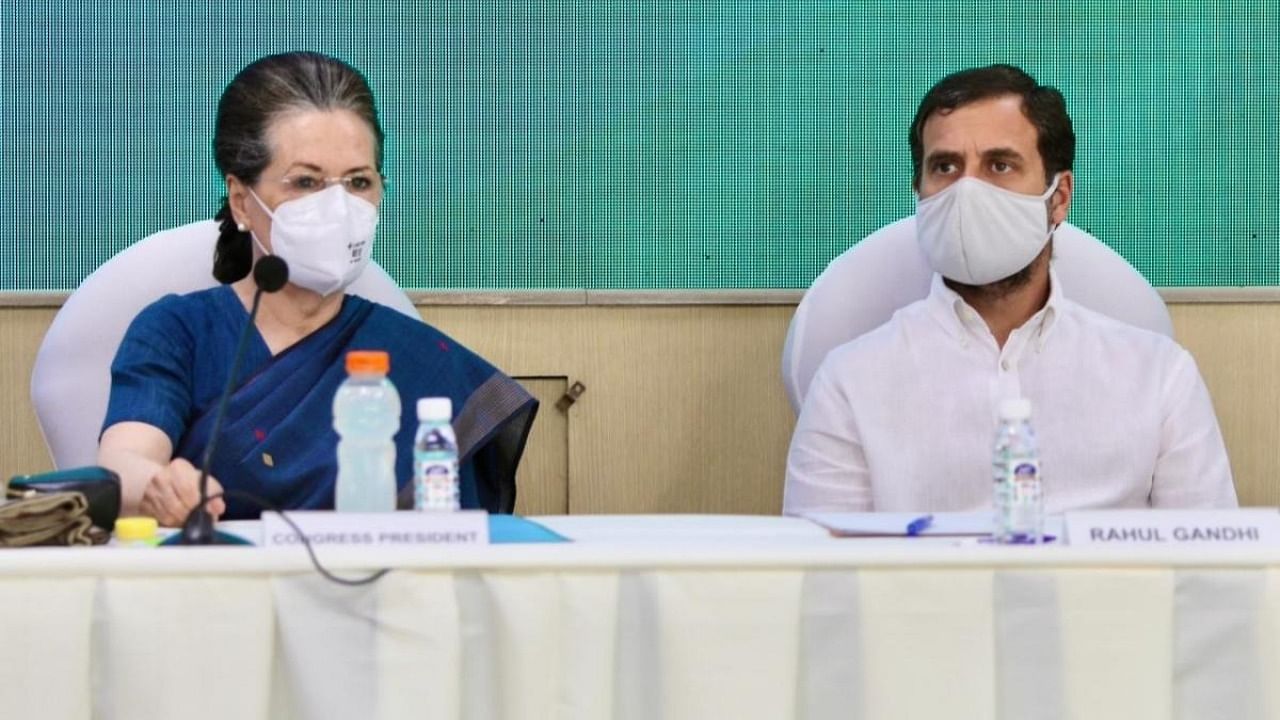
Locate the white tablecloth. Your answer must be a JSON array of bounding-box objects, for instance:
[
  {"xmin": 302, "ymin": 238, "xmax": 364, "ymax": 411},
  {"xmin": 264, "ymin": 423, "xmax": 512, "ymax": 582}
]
[{"xmin": 0, "ymin": 515, "xmax": 1277, "ymax": 720}]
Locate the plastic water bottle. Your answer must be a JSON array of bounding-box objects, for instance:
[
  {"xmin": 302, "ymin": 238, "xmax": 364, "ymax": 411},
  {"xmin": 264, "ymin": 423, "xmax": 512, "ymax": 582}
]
[
  {"xmin": 333, "ymin": 350, "xmax": 401, "ymax": 512},
  {"xmin": 413, "ymin": 397, "xmax": 460, "ymax": 511},
  {"xmin": 992, "ymin": 397, "xmax": 1043, "ymax": 543}
]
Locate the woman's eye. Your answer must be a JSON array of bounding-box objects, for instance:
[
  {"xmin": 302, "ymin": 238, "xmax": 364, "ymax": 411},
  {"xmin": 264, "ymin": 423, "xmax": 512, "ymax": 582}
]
[
  {"xmin": 349, "ymin": 176, "xmax": 373, "ymax": 190},
  {"xmin": 293, "ymin": 176, "xmax": 321, "ymax": 190}
]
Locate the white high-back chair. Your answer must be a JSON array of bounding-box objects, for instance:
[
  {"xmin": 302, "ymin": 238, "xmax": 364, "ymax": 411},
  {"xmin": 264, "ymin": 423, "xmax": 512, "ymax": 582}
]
[
  {"xmin": 782, "ymin": 217, "xmax": 1172, "ymax": 413},
  {"xmin": 31, "ymin": 219, "xmax": 420, "ymax": 468}
]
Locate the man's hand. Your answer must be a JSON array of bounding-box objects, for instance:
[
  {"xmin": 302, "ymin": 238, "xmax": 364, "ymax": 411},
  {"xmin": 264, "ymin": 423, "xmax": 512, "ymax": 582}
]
[{"xmin": 138, "ymin": 458, "xmax": 227, "ymax": 527}]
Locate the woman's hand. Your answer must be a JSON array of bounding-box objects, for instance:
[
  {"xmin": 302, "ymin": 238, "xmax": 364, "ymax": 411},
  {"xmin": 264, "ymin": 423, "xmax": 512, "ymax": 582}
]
[{"xmin": 138, "ymin": 458, "xmax": 227, "ymax": 527}]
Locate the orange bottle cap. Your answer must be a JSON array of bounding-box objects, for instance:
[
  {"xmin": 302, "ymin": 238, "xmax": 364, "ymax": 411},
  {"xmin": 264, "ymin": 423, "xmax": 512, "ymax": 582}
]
[{"xmin": 346, "ymin": 350, "xmax": 390, "ymax": 374}]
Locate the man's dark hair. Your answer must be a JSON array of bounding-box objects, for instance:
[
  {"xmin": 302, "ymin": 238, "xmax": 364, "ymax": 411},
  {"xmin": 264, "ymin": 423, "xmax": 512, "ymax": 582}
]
[
  {"xmin": 908, "ymin": 64, "xmax": 1074, "ymax": 189},
  {"xmin": 211, "ymin": 52, "xmax": 386, "ymax": 283}
]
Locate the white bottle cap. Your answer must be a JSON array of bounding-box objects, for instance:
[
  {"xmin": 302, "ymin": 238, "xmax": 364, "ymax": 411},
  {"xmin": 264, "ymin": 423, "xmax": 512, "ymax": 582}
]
[
  {"xmin": 417, "ymin": 397, "xmax": 453, "ymax": 421},
  {"xmin": 998, "ymin": 397, "xmax": 1032, "ymax": 420}
]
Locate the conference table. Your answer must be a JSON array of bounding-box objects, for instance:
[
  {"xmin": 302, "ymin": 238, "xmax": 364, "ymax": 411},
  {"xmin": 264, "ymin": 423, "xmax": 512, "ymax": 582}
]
[{"xmin": 0, "ymin": 514, "xmax": 1276, "ymax": 720}]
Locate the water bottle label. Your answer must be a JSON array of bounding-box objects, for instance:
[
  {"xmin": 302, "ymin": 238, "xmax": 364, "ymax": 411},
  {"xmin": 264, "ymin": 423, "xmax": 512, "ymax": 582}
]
[
  {"xmin": 994, "ymin": 455, "xmax": 1042, "ymax": 542},
  {"xmin": 995, "ymin": 458, "xmax": 1038, "ymax": 484},
  {"xmin": 414, "ymin": 456, "xmax": 460, "ymax": 511},
  {"xmin": 1012, "ymin": 461, "xmax": 1039, "ymax": 496}
]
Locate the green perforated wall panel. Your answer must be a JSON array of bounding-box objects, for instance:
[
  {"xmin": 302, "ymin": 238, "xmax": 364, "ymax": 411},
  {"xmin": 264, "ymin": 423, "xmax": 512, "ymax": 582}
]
[{"xmin": 2, "ymin": 1, "xmax": 1276, "ymax": 290}]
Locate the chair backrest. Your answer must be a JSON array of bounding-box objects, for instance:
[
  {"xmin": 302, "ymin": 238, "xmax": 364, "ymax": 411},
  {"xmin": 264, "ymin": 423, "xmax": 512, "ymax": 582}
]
[
  {"xmin": 31, "ymin": 219, "xmax": 420, "ymax": 468},
  {"xmin": 782, "ymin": 217, "xmax": 1173, "ymax": 413}
]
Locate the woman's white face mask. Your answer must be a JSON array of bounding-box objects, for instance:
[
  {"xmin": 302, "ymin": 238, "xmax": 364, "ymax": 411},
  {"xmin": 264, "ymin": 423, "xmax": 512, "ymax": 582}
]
[
  {"xmin": 248, "ymin": 184, "xmax": 379, "ymax": 296},
  {"xmin": 915, "ymin": 174, "xmax": 1061, "ymax": 285}
]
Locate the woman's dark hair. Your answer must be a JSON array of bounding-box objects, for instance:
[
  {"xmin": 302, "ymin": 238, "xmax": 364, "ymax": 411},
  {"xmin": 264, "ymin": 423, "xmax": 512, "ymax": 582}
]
[
  {"xmin": 908, "ymin": 64, "xmax": 1074, "ymax": 189},
  {"xmin": 212, "ymin": 52, "xmax": 385, "ymax": 283}
]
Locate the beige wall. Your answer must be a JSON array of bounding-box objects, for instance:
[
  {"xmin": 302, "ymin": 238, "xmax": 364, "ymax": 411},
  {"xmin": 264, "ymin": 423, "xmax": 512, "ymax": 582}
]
[
  {"xmin": 1, "ymin": 307, "xmax": 57, "ymax": 487},
  {"xmin": 3, "ymin": 302, "xmax": 1277, "ymax": 513},
  {"xmin": 1166, "ymin": 304, "xmax": 1280, "ymax": 508}
]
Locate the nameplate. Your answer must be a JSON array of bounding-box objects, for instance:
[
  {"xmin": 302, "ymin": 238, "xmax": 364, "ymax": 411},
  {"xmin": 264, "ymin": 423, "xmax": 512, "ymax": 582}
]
[
  {"xmin": 1065, "ymin": 509, "xmax": 1280, "ymax": 547},
  {"xmin": 261, "ymin": 510, "xmax": 489, "ymax": 548}
]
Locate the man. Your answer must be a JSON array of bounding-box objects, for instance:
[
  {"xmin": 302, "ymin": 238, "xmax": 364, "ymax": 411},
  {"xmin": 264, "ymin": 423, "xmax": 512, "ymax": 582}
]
[{"xmin": 783, "ymin": 65, "xmax": 1236, "ymax": 514}]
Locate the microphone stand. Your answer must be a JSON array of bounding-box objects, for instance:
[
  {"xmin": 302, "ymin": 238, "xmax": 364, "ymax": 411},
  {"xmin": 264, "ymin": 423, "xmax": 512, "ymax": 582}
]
[{"xmin": 179, "ymin": 256, "xmax": 287, "ymax": 545}]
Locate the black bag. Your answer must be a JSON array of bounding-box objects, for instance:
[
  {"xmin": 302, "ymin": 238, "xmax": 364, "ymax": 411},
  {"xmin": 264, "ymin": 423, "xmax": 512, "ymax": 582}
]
[{"xmin": 8, "ymin": 466, "xmax": 122, "ymax": 532}]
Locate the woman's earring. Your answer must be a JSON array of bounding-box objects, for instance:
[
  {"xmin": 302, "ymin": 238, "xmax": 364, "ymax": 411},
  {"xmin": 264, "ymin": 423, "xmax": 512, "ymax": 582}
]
[{"xmin": 237, "ymin": 222, "xmax": 248, "ymax": 232}]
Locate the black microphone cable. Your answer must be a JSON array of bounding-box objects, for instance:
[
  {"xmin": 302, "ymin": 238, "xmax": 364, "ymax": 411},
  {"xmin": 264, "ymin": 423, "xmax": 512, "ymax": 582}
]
[{"xmin": 175, "ymin": 489, "xmax": 391, "ymax": 587}]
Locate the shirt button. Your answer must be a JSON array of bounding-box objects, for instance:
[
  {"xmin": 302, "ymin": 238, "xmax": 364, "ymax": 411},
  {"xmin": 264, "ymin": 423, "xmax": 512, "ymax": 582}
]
[{"xmin": 1001, "ymin": 359, "xmax": 1012, "ymax": 371}]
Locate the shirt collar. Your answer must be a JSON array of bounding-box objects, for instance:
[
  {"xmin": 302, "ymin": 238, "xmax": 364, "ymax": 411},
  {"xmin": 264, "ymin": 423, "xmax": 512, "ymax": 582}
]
[
  {"xmin": 1036, "ymin": 267, "xmax": 1064, "ymax": 348},
  {"xmin": 924, "ymin": 267, "xmax": 1065, "ymax": 350}
]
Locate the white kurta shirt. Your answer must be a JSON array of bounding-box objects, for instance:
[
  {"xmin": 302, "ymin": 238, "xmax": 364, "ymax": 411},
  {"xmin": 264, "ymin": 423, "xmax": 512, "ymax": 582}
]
[{"xmin": 784, "ymin": 271, "xmax": 1237, "ymax": 515}]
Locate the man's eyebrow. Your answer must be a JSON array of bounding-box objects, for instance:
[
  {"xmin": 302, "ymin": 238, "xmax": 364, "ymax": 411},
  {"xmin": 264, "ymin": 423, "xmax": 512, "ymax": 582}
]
[
  {"xmin": 924, "ymin": 150, "xmax": 963, "ymax": 165},
  {"xmin": 982, "ymin": 147, "xmax": 1026, "ymax": 162}
]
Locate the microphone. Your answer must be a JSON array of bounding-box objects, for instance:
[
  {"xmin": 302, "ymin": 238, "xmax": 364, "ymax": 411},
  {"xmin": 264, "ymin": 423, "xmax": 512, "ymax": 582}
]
[
  {"xmin": 178, "ymin": 255, "xmax": 289, "ymax": 544},
  {"xmin": 253, "ymin": 254, "xmax": 289, "ymax": 293}
]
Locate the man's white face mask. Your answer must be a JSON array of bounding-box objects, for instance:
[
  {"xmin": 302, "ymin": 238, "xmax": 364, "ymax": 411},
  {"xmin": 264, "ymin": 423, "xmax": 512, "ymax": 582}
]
[
  {"xmin": 915, "ymin": 174, "xmax": 1061, "ymax": 285},
  {"xmin": 248, "ymin": 184, "xmax": 379, "ymax": 296}
]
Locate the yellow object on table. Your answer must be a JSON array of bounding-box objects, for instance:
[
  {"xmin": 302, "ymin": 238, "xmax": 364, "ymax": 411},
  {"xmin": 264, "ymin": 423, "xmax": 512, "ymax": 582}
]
[{"xmin": 113, "ymin": 516, "xmax": 160, "ymax": 547}]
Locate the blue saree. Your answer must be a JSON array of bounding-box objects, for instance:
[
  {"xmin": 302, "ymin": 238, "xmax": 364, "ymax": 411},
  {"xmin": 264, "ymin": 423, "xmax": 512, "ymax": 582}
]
[{"xmin": 103, "ymin": 286, "xmax": 537, "ymax": 519}]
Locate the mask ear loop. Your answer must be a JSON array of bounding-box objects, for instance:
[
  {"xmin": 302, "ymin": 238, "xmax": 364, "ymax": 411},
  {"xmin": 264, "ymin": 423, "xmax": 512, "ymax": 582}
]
[
  {"xmin": 249, "ymin": 231, "xmax": 271, "ymax": 257},
  {"xmin": 244, "ymin": 188, "xmax": 277, "ymax": 257},
  {"xmin": 1040, "ymin": 172, "xmax": 1062, "ymax": 197},
  {"xmin": 246, "ymin": 187, "xmax": 276, "ymax": 216},
  {"xmin": 1043, "ymin": 173, "xmax": 1065, "ymax": 236}
]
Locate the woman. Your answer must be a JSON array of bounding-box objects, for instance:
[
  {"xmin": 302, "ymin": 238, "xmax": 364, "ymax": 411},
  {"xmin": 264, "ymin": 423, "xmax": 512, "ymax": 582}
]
[{"xmin": 98, "ymin": 52, "xmax": 537, "ymax": 525}]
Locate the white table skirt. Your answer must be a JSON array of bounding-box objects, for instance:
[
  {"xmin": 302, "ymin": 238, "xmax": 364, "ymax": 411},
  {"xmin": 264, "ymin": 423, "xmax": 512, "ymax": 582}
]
[{"xmin": 0, "ymin": 515, "xmax": 1277, "ymax": 720}]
